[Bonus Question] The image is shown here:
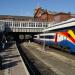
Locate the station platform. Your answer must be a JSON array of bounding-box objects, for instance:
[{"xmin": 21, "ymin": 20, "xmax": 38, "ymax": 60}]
[
  {"xmin": 22, "ymin": 42, "xmax": 75, "ymax": 75},
  {"xmin": 0, "ymin": 42, "xmax": 30, "ymax": 75},
  {"xmin": 0, "ymin": 70, "xmax": 3, "ymax": 75}
]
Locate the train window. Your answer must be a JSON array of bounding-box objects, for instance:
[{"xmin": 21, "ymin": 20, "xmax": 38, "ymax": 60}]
[
  {"xmin": 40, "ymin": 35, "xmax": 54, "ymax": 39},
  {"xmin": 34, "ymin": 36, "xmax": 37, "ymax": 38},
  {"xmin": 40, "ymin": 36, "xmax": 44, "ymax": 38},
  {"xmin": 45, "ymin": 36, "xmax": 49, "ymax": 38},
  {"xmin": 49, "ymin": 36, "xmax": 54, "ymax": 39}
]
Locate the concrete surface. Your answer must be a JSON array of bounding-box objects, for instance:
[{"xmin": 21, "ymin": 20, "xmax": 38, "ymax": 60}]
[
  {"xmin": 22, "ymin": 42, "xmax": 75, "ymax": 75},
  {"xmin": 1, "ymin": 42, "xmax": 30, "ymax": 75}
]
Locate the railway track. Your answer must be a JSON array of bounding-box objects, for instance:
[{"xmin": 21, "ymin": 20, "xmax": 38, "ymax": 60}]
[
  {"xmin": 22, "ymin": 42, "xmax": 75, "ymax": 75},
  {"xmin": 16, "ymin": 42, "xmax": 75, "ymax": 75},
  {"xmin": 16, "ymin": 42, "xmax": 41, "ymax": 75},
  {"xmin": 16, "ymin": 42, "xmax": 57, "ymax": 75}
]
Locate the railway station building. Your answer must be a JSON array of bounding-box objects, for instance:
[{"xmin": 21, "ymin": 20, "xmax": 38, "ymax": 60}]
[
  {"xmin": 0, "ymin": 7, "xmax": 75, "ymax": 41},
  {"xmin": 34, "ymin": 7, "xmax": 75, "ymax": 23}
]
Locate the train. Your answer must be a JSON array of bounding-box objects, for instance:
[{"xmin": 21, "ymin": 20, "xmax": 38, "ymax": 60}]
[{"xmin": 34, "ymin": 18, "xmax": 75, "ymax": 53}]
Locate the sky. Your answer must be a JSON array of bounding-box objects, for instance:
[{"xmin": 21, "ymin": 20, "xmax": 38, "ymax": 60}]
[{"xmin": 0, "ymin": 0, "xmax": 75, "ymax": 16}]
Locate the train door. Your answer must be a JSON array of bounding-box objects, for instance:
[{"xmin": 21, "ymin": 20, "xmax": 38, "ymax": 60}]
[
  {"xmin": 57, "ymin": 34, "xmax": 63, "ymax": 42},
  {"xmin": 57, "ymin": 33, "xmax": 65, "ymax": 46},
  {"xmin": 57, "ymin": 32, "xmax": 68, "ymax": 49},
  {"xmin": 55, "ymin": 33, "xmax": 57, "ymax": 44}
]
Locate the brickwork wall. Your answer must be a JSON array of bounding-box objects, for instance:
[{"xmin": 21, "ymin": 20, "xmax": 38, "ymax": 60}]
[{"xmin": 34, "ymin": 7, "xmax": 74, "ymax": 22}]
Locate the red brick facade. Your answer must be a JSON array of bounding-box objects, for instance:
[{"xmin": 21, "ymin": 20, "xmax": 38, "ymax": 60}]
[
  {"xmin": 34, "ymin": 7, "xmax": 74, "ymax": 22},
  {"xmin": 54, "ymin": 12, "xmax": 72, "ymax": 22},
  {"xmin": 34, "ymin": 7, "xmax": 54, "ymax": 22}
]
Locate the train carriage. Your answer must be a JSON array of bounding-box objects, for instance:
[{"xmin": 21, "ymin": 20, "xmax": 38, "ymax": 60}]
[{"xmin": 34, "ymin": 18, "xmax": 75, "ymax": 53}]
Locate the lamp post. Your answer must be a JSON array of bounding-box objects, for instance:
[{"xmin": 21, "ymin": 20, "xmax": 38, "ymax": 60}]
[
  {"xmin": 43, "ymin": 27, "xmax": 45, "ymax": 51},
  {"xmin": 1, "ymin": 31, "xmax": 7, "ymax": 50}
]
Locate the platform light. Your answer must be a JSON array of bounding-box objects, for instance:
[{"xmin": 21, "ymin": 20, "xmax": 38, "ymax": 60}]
[{"xmin": 43, "ymin": 27, "xmax": 45, "ymax": 51}]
